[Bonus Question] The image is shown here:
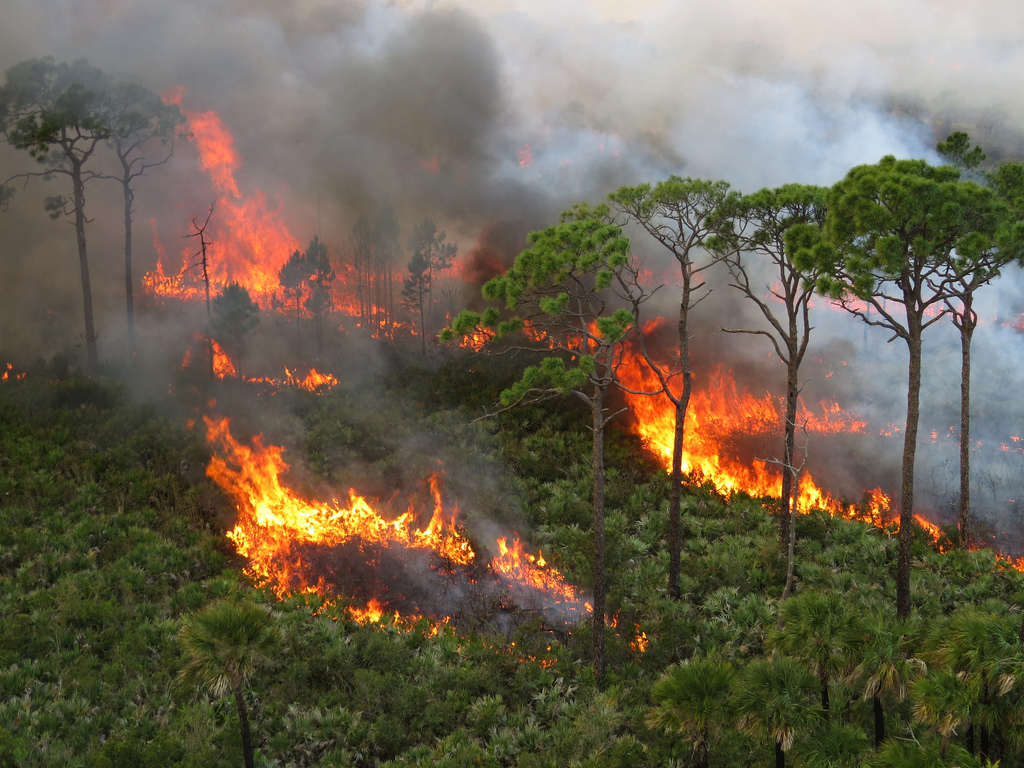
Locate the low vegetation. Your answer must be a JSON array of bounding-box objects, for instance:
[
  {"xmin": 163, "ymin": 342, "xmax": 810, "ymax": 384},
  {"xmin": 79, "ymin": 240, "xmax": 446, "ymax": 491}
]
[{"xmin": 2, "ymin": 357, "xmax": 1023, "ymax": 767}]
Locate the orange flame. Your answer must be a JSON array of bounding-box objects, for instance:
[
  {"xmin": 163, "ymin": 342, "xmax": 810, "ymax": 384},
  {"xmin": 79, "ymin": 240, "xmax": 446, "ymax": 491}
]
[
  {"xmin": 1, "ymin": 363, "xmax": 26, "ymax": 381},
  {"xmin": 617, "ymin": 349, "xmax": 894, "ymax": 524},
  {"xmin": 143, "ymin": 88, "xmax": 301, "ymax": 307},
  {"xmin": 180, "ymin": 334, "xmax": 237, "ymax": 378},
  {"xmin": 493, "ymin": 536, "xmax": 579, "ymax": 604},
  {"xmin": 203, "ymin": 416, "xmax": 587, "ymax": 621}
]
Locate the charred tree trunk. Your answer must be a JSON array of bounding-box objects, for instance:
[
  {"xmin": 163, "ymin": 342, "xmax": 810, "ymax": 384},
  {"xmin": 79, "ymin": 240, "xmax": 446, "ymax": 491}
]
[
  {"xmin": 72, "ymin": 158, "xmax": 99, "ymax": 372},
  {"xmin": 591, "ymin": 390, "xmax": 607, "ymax": 682},
  {"xmin": 896, "ymin": 324, "xmax": 923, "ymax": 620}
]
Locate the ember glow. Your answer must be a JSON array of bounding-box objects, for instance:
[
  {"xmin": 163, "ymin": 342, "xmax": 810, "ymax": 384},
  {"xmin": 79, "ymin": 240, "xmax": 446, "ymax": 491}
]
[
  {"xmin": 204, "ymin": 415, "xmax": 588, "ymax": 623},
  {"xmin": 142, "ymin": 87, "xmax": 301, "ymax": 306},
  {"xmin": 1, "ymin": 363, "xmax": 26, "ymax": 381}
]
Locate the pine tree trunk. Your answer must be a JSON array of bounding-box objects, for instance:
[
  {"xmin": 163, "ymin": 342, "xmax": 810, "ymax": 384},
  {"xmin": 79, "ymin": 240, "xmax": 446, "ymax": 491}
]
[
  {"xmin": 122, "ymin": 177, "xmax": 136, "ymax": 359},
  {"xmin": 896, "ymin": 327, "xmax": 922, "ymax": 619},
  {"xmin": 668, "ymin": 288, "xmax": 693, "ymax": 600},
  {"xmin": 72, "ymin": 159, "xmax": 99, "ymax": 371},
  {"xmin": 780, "ymin": 356, "xmax": 799, "ymax": 550},
  {"xmin": 591, "ymin": 391, "xmax": 607, "ymax": 682},
  {"xmin": 418, "ymin": 284, "xmax": 426, "ymax": 356},
  {"xmin": 958, "ymin": 306, "xmax": 976, "ymax": 548}
]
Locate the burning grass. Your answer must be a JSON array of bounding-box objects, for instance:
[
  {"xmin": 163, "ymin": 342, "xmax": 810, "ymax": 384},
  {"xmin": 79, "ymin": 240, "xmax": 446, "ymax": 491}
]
[{"xmin": 204, "ymin": 414, "xmax": 589, "ymax": 627}]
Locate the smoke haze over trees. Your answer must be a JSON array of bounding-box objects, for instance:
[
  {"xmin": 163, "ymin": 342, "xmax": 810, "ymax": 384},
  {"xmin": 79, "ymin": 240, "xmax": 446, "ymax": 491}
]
[{"xmin": 3, "ymin": 1, "xmax": 1024, "ymax": 531}]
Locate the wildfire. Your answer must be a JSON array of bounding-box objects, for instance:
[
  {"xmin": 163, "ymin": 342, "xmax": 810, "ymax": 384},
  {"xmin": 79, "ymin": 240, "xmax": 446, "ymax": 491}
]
[
  {"xmin": 203, "ymin": 415, "xmax": 588, "ymax": 622},
  {"xmin": 142, "ymin": 87, "xmax": 301, "ymax": 307},
  {"xmin": 618, "ymin": 357, "xmax": 883, "ymax": 516},
  {"xmin": 492, "ymin": 536, "xmax": 579, "ymax": 604},
  {"xmin": 1, "ymin": 363, "xmax": 26, "ymax": 381},
  {"xmin": 181, "ymin": 334, "xmax": 237, "ymax": 378}
]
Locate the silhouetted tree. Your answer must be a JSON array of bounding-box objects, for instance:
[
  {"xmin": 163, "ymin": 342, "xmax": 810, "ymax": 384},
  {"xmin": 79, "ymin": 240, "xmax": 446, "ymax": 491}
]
[
  {"xmin": 402, "ymin": 248, "xmax": 431, "ymax": 354},
  {"xmin": 303, "ymin": 235, "xmax": 334, "ymax": 357},
  {"xmin": 211, "ymin": 282, "xmax": 259, "ymax": 377},
  {"xmin": 609, "ymin": 177, "xmax": 732, "ymax": 600},
  {"xmin": 104, "ymin": 81, "xmax": 182, "ymax": 358},
  {"xmin": 0, "ymin": 57, "xmax": 111, "ymax": 371},
  {"xmin": 375, "ymin": 198, "xmax": 401, "ymax": 335},
  {"xmin": 709, "ymin": 184, "xmax": 827, "ymax": 553},
  {"xmin": 408, "ymin": 217, "xmax": 458, "ymax": 334},
  {"xmin": 446, "ymin": 203, "xmax": 652, "ymax": 681},
  {"xmin": 790, "ymin": 155, "xmax": 1008, "ymax": 618},
  {"xmin": 278, "ymin": 248, "xmax": 311, "ymax": 350}
]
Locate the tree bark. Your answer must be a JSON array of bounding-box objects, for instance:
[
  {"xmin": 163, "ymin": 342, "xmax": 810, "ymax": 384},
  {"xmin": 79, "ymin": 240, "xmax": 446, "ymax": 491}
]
[
  {"xmin": 780, "ymin": 349, "xmax": 799, "ymax": 550},
  {"xmin": 775, "ymin": 740, "xmax": 786, "ymax": 768},
  {"xmin": 591, "ymin": 391, "xmax": 607, "ymax": 682},
  {"xmin": 72, "ymin": 159, "xmax": 99, "ymax": 372},
  {"xmin": 958, "ymin": 304, "xmax": 976, "ymax": 549},
  {"xmin": 668, "ymin": 285, "xmax": 693, "ymax": 600},
  {"xmin": 121, "ymin": 174, "xmax": 136, "ymax": 359},
  {"xmin": 233, "ymin": 684, "xmax": 254, "ymax": 768},
  {"xmin": 896, "ymin": 328, "xmax": 923, "ymax": 619}
]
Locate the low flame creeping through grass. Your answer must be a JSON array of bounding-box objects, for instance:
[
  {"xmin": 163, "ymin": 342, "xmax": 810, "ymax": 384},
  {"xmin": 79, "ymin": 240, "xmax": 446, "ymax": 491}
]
[{"xmin": 203, "ymin": 416, "xmax": 588, "ymax": 623}]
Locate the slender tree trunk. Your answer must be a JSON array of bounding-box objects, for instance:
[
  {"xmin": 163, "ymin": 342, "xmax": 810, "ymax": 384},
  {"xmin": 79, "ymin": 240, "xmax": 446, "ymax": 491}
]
[
  {"xmin": 896, "ymin": 328, "xmax": 923, "ymax": 619},
  {"xmin": 72, "ymin": 160, "xmax": 99, "ymax": 372},
  {"xmin": 668, "ymin": 290, "xmax": 693, "ymax": 600},
  {"xmin": 873, "ymin": 694, "xmax": 885, "ymax": 748},
  {"xmin": 820, "ymin": 674, "xmax": 830, "ymax": 711},
  {"xmin": 121, "ymin": 178, "xmax": 136, "ymax": 359},
  {"xmin": 591, "ymin": 390, "xmax": 607, "ymax": 682},
  {"xmin": 781, "ymin": 469, "xmax": 798, "ymax": 600},
  {"xmin": 315, "ymin": 308, "xmax": 323, "ymax": 358},
  {"xmin": 958, "ymin": 307, "xmax": 976, "ymax": 549},
  {"xmin": 780, "ymin": 357, "xmax": 799, "ymax": 549},
  {"xmin": 233, "ymin": 685, "xmax": 254, "ymax": 768},
  {"xmin": 417, "ymin": 285, "xmax": 426, "ymax": 355},
  {"xmin": 775, "ymin": 740, "xmax": 786, "ymax": 768}
]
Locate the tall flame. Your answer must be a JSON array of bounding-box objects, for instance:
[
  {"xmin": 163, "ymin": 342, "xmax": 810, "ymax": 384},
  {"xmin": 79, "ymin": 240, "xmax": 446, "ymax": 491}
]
[{"xmin": 143, "ymin": 87, "xmax": 301, "ymax": 306}]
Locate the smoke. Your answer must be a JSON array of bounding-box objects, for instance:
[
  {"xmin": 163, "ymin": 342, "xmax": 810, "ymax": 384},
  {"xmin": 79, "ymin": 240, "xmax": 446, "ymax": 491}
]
[{"xmin": 2, "ymin": 0, "xmax": 1024, "ymax": 531}]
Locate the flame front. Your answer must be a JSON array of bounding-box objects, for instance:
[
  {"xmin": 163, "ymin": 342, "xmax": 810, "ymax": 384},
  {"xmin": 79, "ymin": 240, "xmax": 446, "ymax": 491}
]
[
  {"xmin": 617, "ymin": 351, "xmax": 891, "ymax": 522},
  {"xmin": 204, "ymin": 415, "xmax": 587, "ymax": 622}
]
